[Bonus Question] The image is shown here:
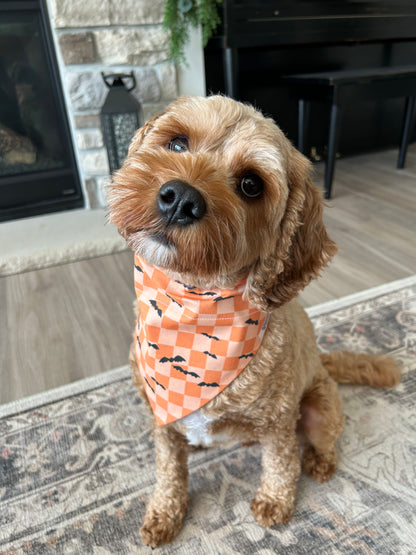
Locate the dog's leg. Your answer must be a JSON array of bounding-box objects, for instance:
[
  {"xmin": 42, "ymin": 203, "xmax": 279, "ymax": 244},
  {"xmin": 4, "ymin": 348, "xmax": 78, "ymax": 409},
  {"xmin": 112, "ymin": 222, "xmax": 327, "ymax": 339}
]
[
  {"xmin": 251, "ymin": 425, "xmax": 301, "ymax": 527},
  {"xmin": 300, "ymin": 376, "xmax": 345, "ymax": 482},
  {"xmin": 141, "ymin": 425, "xmax": 189, "ymax": 547}
]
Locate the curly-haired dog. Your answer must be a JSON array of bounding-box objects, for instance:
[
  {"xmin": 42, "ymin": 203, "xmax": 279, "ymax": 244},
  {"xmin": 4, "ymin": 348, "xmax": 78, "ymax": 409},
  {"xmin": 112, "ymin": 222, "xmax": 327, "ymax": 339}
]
[{"xmin": 108, "ymin": 95, "xmax": 400, "ymax": 547}]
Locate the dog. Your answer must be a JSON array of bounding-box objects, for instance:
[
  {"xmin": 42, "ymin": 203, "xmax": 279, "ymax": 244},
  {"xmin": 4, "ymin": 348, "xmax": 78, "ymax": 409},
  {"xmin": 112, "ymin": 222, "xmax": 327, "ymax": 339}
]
[{"xmin": 107, "ymin": 95, "xmax": 400, "ymax": 547}]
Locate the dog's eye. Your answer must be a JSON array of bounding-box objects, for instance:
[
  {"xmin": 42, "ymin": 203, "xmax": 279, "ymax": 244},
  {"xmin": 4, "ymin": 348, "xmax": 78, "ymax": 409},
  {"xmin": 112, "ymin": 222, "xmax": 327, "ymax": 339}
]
[
  {"xmin": 167, "ymin": 136, "xmax": 189, "ymax": 153},
  {"xmin": 239, "ymin": 174, "xmax": 264, "ymax": 199}
]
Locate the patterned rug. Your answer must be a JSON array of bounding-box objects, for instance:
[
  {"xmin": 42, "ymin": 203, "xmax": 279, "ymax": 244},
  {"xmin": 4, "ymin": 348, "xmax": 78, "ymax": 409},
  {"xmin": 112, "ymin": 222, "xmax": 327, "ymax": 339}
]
[{"xmin": 1, "ymin": 277, "xmax": 415, "ymax": 554}]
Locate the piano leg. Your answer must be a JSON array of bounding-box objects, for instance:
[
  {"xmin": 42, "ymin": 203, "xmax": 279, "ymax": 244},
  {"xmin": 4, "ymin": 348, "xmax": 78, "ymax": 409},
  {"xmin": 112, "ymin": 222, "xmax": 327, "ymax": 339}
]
[
  {"xmin": 325, "ymin": 102, "xmax": 341, "ymax": 200},
  {"xmin": 397, "ymin": 96, "xmax": 415, "ymax": 169},
  {"xmin": 223, "ymin": 47, "xmax": 238, "ymax": 98},
  {"xmin": 298, "ymin": 99, "xmax": 310, "ymax": 154}
]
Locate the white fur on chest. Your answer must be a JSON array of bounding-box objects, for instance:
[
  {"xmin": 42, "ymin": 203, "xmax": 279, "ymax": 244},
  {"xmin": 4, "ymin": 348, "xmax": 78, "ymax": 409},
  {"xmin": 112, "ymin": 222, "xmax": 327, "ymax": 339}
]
[{"xmin": 181, "ymin": 411, "xmax": 231, "ymax": 447}]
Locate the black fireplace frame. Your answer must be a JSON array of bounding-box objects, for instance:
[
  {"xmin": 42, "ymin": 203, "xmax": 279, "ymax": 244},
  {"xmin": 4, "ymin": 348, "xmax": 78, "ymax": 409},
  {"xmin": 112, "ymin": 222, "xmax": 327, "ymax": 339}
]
[{"xmin": 0, "ymin": 0, "xmax": 84, "ymax": 222}]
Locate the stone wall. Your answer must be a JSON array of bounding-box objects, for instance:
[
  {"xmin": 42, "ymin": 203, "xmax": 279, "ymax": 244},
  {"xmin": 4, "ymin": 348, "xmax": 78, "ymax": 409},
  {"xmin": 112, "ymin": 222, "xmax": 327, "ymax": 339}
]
[{"xmin": 47, "ymin": 0, "xmax": 178, "ymax": 208}]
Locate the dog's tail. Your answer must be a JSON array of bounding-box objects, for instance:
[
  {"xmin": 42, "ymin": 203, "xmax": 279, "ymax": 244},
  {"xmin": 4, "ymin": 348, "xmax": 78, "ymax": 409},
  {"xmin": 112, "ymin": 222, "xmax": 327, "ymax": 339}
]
[{"xmin": 320, "ymin": 351, "xmax": 401, "ymax": 388}]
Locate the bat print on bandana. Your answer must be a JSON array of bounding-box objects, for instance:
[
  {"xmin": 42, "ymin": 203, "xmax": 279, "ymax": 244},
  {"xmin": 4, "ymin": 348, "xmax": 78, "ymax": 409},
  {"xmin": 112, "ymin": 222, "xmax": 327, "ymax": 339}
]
[{"xmin": 134, "ymin": 255, "xmax": 268, "ymax": 425}]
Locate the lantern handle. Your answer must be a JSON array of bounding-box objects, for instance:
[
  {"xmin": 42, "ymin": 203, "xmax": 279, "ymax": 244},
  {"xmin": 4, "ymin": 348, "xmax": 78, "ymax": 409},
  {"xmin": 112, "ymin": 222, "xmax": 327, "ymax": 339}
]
[{"xmin": 101, "ymin": 72, "xmax": 136, "ymax": 92}]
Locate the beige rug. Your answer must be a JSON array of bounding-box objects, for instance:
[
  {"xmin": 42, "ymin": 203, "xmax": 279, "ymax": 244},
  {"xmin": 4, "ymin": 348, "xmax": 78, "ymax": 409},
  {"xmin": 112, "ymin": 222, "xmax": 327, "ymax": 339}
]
[
  {"xmin": 0, "ymin": 209, "xmax": 127, "ymax": 277},
  {"xmin": 0, "ymin": 276, "xmax": 415, "ymax": 553}
]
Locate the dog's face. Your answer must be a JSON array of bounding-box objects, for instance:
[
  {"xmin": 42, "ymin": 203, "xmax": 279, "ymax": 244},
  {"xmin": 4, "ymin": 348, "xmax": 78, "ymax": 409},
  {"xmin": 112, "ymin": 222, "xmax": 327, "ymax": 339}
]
[{"xmin": 108, "ymin": 95, "xmax": 336, "ymax": 310}]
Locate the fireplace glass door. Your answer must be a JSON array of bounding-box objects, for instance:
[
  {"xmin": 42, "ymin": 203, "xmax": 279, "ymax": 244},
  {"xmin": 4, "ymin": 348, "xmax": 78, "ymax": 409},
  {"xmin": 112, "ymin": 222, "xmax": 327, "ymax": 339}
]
[{"xmin": 0, "ymin": 1, "xmax": 83, "ymax": 221}]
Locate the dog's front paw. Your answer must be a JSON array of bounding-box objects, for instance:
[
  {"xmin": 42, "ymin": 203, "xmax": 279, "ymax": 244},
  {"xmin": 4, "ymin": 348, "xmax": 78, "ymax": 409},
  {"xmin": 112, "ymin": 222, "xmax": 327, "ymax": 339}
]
[
  {"xmin": 250, "ymin": 493, "xmax": 295, "ymax": 528},
  {"xmin": 302, "ymin": 446, "xmax": 337, "ymax": 483},
  {"xmin": 141, "ymin": 505, "xmax": 186, "ymax": 548}
]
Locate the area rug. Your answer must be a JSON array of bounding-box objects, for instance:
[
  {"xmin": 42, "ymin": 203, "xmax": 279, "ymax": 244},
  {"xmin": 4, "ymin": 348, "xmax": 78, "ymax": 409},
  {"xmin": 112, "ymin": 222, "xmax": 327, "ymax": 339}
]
[
  {"xmin": 0, "ymin": 209, "xmax": 127, "ymax": 277},
  {"xmin": 1, "ymin": 277, "xmax": 415, "ymax": 554}
]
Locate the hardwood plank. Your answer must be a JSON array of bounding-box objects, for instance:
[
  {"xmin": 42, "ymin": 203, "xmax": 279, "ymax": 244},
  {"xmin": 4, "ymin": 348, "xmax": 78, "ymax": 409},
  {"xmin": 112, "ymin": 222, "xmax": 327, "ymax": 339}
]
[
  {"xmin": 1, "ymin": 251, "xmax": 134, "ymax": 403},
  {"xmin": 300, "ymin": 145, "xmax": 416, "ymax": 306}
]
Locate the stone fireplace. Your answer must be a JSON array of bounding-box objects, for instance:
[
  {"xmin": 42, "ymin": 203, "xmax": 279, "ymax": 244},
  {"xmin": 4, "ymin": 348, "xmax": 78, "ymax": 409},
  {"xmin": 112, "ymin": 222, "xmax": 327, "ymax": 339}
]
[
  {"xmin": 0, "ymin": 0, "xmax": 184, "ymax": 220},
  {"xmin": 0, "ymin": 0, "xmax": 83, "ymax": 221},
  {"xmin": 48, "ymin": 0, "xmax": 178, "ymax": 210}
]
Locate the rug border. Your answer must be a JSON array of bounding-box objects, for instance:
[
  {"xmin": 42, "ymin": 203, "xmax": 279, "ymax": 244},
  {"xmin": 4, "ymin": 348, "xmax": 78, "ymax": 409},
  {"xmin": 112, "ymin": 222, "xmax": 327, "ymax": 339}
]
[
  {"xmin": 0, "ymin": 366, "xmax": 130, "ymax": 420},
  {"xmin": 305, "ymin": 274, "xmax": 416, "ymax": 317},
  {"xmin": 0, "ymin": 208, "xmax": 128, "ymax": 278},
  {"xmin": 0, "ymin": 238, "xmax": 128, "ymax": 278},
  {"xmin": 1, "ymin": 274, "xmax": 415, "ymax": 420}
]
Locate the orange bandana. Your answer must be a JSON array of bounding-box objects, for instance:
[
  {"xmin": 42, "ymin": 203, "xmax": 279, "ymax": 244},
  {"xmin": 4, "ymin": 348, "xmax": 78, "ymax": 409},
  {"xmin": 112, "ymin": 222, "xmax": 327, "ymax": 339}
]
[{"xmin": 134, "ymin": 255, "xmax": 269, "ymax": 426}]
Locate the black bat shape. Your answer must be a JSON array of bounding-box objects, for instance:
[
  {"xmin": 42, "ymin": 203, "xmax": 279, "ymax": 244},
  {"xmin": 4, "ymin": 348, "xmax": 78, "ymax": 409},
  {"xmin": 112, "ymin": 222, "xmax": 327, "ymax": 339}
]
[
  {"xmin": 198, "ymin": 381, "xmax": 219, "ymax": 387},
  {"xmin": 173, "ymin": 365, "xmax": 200, "ymax": 378},
  {"xmin": 148, "ymin": 342, "xmax": 159, "ymax": 350},
  {"xmin": 134, "ymin": 264, "xmax": 143, "ymax": 273},
  {"xmin": 166, "ymin": 294, "xmax": 183, "ymax": 308},
  {"xmin": 245, "ymin": 318, "xmax": 259, "ymax": 325},
  {"xmin": 151, "ymin": 376, "xmax": 166, "ymax": 390},
  {"xmin": 144, "ymin": 377, "xmax": 155, "ymax": 394},
  {"xmin": 150, "ymin": 300, "xmax": 163, "ymax": 318},
  {"xmin": 176, "ymin": 281, "xmax": 197, "ymax": 290},
  {"xmin": 239, "ymin": 353, "xmax": 254, "ymax": 359},
  {"xmin": 214, "ymin": 295, "xmax": 235, "ymax": 302},
  {"xmin": 188, "ymin": 290, "xmax": 216, "ymax": 296},
  {"xmin": 203, "ymin": 351, "xmax": 217, "ymax": 359},
  {"xmin": 160, "ymin": 355, "xmax": 186, "ymax": 363},
  {"xmin": 201, "ymin": 332, "xmax": 220, "ymax": 341}
]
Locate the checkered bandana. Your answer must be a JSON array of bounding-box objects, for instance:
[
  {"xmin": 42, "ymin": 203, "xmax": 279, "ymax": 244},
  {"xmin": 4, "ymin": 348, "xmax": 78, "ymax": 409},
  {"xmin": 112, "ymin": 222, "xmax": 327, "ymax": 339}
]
[{"xmin": 134, "ymin": 255, "xmax": 269, "ymax": 426}]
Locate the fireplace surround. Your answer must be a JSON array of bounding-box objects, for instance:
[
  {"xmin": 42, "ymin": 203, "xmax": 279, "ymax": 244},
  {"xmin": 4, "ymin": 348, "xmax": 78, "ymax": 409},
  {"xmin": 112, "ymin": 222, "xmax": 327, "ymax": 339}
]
[
  {"xmin": 0, "ymin": 0, "xmax": 182, "ymax": 221},
  {"xmin": 0, "ymin": 0, "xmax": 83, "ymax": 221}
]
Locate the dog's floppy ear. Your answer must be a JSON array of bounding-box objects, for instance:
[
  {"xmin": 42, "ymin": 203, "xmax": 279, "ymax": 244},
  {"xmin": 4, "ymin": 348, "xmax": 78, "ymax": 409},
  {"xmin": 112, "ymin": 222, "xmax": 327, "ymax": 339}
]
[
  {"xmin": 246, "ymin": 146, "xmax": 337, "ymax": 311},
  {"xmin": 127, "ymin": 112, "xmax": 165, "ymax": 156}
]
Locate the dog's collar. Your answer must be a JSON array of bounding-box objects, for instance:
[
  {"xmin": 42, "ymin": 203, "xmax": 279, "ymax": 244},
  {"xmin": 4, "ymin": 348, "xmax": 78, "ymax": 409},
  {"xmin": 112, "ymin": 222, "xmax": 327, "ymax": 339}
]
[{"xmin": 134, "ymin": 255, "xmax": 269, "ymax": 426}]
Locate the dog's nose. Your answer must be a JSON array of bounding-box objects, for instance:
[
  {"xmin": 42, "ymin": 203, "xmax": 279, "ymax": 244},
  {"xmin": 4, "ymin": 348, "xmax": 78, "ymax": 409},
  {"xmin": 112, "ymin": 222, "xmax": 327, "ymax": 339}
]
[{"xmin": 157, "ymin": 180, "xmax": 206, "ymax": 226}]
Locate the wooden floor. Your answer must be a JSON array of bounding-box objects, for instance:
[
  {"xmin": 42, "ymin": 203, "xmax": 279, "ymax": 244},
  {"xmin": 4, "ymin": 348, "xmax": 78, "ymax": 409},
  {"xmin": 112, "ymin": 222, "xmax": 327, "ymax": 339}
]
[{"xmin": 1, "ymin": 145, "xmax": 415, "ymax": 404}]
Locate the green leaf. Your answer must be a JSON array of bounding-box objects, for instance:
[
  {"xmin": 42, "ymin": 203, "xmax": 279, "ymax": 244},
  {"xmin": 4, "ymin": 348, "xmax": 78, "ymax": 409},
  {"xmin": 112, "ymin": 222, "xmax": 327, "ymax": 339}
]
[{"xmin": 163, "ymin": 0, "xmax": 222, "ymax": 65}]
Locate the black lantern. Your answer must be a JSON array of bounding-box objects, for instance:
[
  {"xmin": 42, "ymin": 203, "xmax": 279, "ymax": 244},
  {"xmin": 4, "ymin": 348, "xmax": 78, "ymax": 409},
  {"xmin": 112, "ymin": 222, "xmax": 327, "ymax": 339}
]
[{"xmin": 100, "ymin": 72, "xmax": 143, "ymax": 173}]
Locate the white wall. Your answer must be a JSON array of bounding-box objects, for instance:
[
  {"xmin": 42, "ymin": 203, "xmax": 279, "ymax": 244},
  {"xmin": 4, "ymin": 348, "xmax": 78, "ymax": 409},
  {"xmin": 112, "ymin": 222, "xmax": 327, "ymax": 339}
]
[{"xmin": 178, "ymin": 26, "xmax": 206, "ymax": 97}]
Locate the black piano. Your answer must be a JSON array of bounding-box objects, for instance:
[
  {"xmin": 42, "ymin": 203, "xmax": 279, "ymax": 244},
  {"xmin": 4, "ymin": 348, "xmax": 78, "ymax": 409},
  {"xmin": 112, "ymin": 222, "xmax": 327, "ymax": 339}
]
[{"xmin": 204, "ymin": 0, "xmax": 416, "ymax": 157}]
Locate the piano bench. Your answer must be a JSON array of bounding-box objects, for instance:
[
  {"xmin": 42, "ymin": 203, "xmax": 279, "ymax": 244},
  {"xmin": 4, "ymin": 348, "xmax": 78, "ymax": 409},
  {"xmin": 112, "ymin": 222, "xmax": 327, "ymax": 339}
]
[{"xmin": 283, "ymin": 66, "xmax": 416, "ymax": 199}]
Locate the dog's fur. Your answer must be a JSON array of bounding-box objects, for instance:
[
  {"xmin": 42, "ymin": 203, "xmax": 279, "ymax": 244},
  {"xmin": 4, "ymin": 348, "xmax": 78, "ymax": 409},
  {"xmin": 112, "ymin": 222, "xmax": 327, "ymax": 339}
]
[{"xmin": 108, "ymin": 95, "xmax": 400, "ymax": 547}]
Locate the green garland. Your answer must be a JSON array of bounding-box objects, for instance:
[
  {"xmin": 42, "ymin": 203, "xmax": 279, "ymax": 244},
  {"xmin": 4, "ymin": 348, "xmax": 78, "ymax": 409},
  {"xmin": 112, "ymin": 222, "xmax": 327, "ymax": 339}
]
[{"xmin": 163, "ymin": 0, "xmax": 222, "ymax": 65}]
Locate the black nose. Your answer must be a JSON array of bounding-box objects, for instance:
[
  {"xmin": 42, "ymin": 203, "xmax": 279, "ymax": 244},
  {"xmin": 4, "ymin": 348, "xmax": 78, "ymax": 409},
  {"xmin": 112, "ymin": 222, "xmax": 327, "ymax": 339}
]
[{"xmin": 157, "ymin": 180, "xmax": 206, "ymax": 226}]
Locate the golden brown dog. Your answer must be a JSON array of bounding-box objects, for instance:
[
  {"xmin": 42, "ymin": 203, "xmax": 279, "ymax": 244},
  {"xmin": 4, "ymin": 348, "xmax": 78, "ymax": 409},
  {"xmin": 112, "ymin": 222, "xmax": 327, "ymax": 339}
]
[{"xmin": 108, "ymin": 95, "xmax": 400, "ymax": 547}]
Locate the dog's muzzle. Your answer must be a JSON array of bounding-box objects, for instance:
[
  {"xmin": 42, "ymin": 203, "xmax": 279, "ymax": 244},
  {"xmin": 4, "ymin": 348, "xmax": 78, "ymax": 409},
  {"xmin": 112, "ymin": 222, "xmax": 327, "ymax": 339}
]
[{"xmin": 157, "ymin": 180, "xmax": 206, "ymax": 226}]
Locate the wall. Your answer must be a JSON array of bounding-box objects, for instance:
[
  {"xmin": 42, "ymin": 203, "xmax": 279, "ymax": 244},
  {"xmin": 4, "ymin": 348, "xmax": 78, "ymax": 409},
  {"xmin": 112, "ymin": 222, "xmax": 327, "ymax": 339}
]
[{"xmin": 46, "ymin": 0, "xmax": 180, "ymax": 209}]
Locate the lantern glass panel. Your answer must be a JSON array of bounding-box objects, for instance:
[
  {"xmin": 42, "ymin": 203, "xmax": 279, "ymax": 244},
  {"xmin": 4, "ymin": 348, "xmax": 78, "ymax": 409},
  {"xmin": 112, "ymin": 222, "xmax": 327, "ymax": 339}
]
[
  {"xmin": 102, "ymin": 111, "xmax": 139, "ymax": 172},
  {"xmin": 100, "ymin": 72, "xmax": 142, "ymax": 173}
]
